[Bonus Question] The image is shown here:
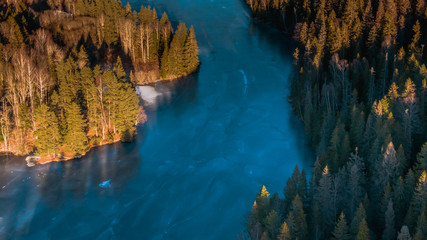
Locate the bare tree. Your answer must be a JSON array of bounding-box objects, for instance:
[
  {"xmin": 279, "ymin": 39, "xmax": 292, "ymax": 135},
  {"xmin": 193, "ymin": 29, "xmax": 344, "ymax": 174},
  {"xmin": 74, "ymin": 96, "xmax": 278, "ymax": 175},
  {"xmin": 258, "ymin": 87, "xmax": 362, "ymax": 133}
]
[
  {"xmin": 118, "ymin": 18, "xmax": 135, "ymax": 59},
  {"xmin": 0, "ymin": 100, "xmax": 11, "ymax": 151},
  {"xmin": 35, "ymin": 65, "xmax": 50, "ymax": 104}
]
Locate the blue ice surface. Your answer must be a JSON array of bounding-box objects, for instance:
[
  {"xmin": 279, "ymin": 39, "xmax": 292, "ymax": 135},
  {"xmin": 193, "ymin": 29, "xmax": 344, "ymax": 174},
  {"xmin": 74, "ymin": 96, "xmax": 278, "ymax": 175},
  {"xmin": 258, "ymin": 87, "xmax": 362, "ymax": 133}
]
[
  {"xmin": 99, "ymin": 179, "xmax": 111, "ymax": 188},
  {"xmin": 0, "ymin": 0, "xmax": 314, "ymax": 239}
]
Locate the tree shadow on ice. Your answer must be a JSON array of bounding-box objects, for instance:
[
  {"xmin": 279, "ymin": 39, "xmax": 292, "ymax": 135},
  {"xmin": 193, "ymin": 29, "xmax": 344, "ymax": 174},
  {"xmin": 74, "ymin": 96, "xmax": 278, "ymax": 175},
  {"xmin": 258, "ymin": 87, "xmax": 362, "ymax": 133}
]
[{"xmin": 37, "ymin": 142, "xmax": 141, "ymax": 207}]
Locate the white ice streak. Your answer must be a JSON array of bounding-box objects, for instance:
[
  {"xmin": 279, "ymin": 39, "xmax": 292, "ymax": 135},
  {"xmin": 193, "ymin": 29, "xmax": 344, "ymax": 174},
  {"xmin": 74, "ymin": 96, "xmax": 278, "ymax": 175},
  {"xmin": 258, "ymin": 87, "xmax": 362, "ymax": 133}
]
[{"xmin": 239, "ymin": 69, "xmax": 248, "ymax": 94}]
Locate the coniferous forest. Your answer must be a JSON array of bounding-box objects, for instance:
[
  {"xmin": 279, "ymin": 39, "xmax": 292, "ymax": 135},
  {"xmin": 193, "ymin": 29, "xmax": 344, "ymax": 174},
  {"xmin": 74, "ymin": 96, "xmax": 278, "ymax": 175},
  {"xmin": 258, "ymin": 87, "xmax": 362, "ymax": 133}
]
[
  {"xmin": 0, "ymin": 0, "xmax": 199, "ymax": 160},
  {"xmin": 246, "ymin": 0, "xmax": 427, "ymax": 239}
]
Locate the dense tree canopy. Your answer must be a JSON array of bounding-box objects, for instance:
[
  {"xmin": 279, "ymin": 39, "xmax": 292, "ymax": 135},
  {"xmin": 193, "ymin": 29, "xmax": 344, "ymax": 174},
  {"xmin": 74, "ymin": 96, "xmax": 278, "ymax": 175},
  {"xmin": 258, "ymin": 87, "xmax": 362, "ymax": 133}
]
[
  {"xmin": 246, "ymin": 0, "xmax": 427, "ymax": 239},
  {"xmin": 0, "ymin": 0, "xmax": 199, "ymax": 158}
]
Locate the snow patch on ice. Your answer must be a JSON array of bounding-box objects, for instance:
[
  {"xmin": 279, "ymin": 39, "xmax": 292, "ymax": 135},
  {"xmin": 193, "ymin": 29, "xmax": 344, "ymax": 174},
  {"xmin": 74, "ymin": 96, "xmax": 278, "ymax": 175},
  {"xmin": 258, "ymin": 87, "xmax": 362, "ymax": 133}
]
[
  {"xmin": 136, "ymin": 86, "xmax": 160, "ymax": 104},
  {"xmin": 99, "ymin": 179, "xmax": 111, "ymax": 188}
]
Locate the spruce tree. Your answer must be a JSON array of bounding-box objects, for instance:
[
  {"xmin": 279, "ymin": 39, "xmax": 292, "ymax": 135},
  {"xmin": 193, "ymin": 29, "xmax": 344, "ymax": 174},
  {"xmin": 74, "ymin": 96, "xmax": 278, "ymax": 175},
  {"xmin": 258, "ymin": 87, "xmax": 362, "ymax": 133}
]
[
  {"xmin": 351, "ymin": 203, "xmax": 367, "ymax": 237},
  {"xmin": 413, "ymin": 210, "xmax": 426, "ymax": 240},
  {"xmin": 64, "ymin": 102, "xmax": 87, "ymax": 155},
  {"xmin": 168, "ymin": 23, "xmax": 188, "ymax": 76},
  {"xmin": 160, "ymin": 45, "xmax": 170, "ymax": 78},
  {"xmin": 288, "ymin": 194, "xmax": 308, "ymax": 240},
  {"xmin": 332, "ymin": 212, "xmax": 351, "ymax": 240},
  {"xmin": 183, "ymin": 25, "xmax": 199, "ymax": 74},
  {"xmin": 265, "ymin": 210, "xmax": 280, "ymax": 238},
  {"xmin": 116, "ymin": 83, "xmax": 139, "ymax": 141},
  {"xmin": 255, "ymin": 185, "xmax": 271, "ymax": 222},
  {"xmin": 34, "ymin": 104, "xmax": 60, "ymax": 157},
  {"xmin": 114, "ymin": 57, "xmax": 126, "ymax": 82},
  {"xmin": 356, "ymin": 219, "xmax": 370, "ymax": 240},
  {"xmin": 383, "ymin": 200, "xmax": 396, "ymax": 240},
  {"xmin": 411, "ymin": 171, "xmax": 427, "ymax": 221},
  {"xmin": 278, "ymin": 221, "xmax": 291, "ymax": 240}
]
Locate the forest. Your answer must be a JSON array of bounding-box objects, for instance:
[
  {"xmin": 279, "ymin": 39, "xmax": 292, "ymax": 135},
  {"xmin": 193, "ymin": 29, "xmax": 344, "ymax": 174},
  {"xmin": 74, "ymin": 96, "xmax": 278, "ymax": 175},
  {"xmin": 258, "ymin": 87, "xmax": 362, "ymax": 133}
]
[
  {"xmin": 0, "ymin": 0, "xmax": 199, "ymax": 160},
  {"xmin": 246, "ymin": 0, "xmax": 427, "ymax": 239}
]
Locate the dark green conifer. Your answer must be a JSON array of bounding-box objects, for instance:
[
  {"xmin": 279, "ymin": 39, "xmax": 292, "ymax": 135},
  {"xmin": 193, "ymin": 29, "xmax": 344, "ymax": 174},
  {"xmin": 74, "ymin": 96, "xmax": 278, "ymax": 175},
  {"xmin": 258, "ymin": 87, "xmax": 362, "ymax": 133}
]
[
  {"xmin": 64, "ymin": 102, "xmax": 87, "ymax": 155},
  {"xmin": 34, "ymin": 104, "xmax": 60, "ymax": 157}
]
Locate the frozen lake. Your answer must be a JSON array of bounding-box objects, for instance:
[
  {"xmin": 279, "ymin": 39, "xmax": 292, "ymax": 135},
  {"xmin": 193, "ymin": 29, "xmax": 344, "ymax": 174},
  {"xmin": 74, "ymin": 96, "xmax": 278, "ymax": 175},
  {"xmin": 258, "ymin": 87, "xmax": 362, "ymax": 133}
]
[{"xmin": 0, "ymin": 0, "xmax": 313, "ymax": 239}]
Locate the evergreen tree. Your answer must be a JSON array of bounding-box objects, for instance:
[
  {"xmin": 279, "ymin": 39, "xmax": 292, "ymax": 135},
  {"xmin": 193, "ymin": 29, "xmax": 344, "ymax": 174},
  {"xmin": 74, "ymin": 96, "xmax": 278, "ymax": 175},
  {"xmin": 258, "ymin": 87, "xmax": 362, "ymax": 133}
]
[
  {"xmin": 63, "ymin": 102, "xmax": 87, "ymax": 155},
  {"xmin": 255, "ymin": 185, "xmax": 271, "ymax": 222},
  {"xmin": 167, "ymin": 23, "xmax": 188, "ymax": 76},
  {"xmin": 103, "ymin": 15, "xmax": 119, "ymax": 45},
  {"xmin": 160, "ymin": 45, "xmax": 170, "ymax": 78},
  {"xmin": 265, "ymin": 210, "xmax": 280, "ymax": 238},
  {"xmin": 351, "ymin": 203, "xmax": 367, "ymax": 237},
  {"xmin": 183, "ymin": 25, "xmax": 199, "ymax": 74},
  {"xmin": 34, "ymin": 104, "xmax": 60, "ymax": 157},
  {"xmin": 413, "ymin": 210, "xmax": 426, "ymax": 240},
  {"xmin": 287, "ymin": 194, "xmax": 308, "ymax": 240},
  {"xmin": 115, "ymin": 82, "xmax": 140, "ymax": 141},
  {"xmin": 356, "ymin": 219, "xmax": 370, "ymax": 240},
  {"xmin": 278, "ymin": 221, "xmax": 291, "ymax": 240},
  {"xmin": 383, "ymin": 200, "xmax": 396, "ymax": 240},
  {"xmin": 332, "ymin": 212, "xmax": 351, "ymax": 240},
  {"xmin": 114, "ymin": 57, "xmax": 126, "ymax": 82}
]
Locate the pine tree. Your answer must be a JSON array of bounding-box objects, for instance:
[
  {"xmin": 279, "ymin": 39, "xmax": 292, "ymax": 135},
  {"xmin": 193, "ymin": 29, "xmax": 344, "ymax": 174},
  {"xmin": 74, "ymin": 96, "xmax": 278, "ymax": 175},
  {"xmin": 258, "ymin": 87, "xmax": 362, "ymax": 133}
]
[
  {"xmin": 255, "ymin": 185, "xmax": 271, "ymax": 222},
  {"xmin": 315, "ymin": 165, "xmax": 334, "ymax": 233},
  {"xmin": 288, "ymin": 194, "xmax": 308, "ymax": 240},
  {"xmin": 160, "ymin": 45, "xmax": 170, "ymax": 78},
  {"xmin": 170, "ymin": 23, "xmax": 188, "ymax": 76},
  {"xmin": 383, "ymin": 200, "xmax": 396, "ymax": 240},
  {"xmin": 416, "ymin": 143, "xmax": 427, "ymax": 174},
  {"xmin": 183, "ymin": 25, "xmax": 199, "ymax": 74},
  {"xmin": 103, "ymin": 15, "xmax": 118, "ymax": 45},
  {"xmin": 7, "ymin": 16, "xmax": 25, "ymax": 49},
  {"xmin": 332, "ymin": 212, "xmax": 351, "ymax": 240},
  {"xmin": 77, "ymin": 46, "xmax": 89, "ymax": 69},
  {"xmin": 356, "ymin": 219, "xmax": 370, "ymax": 240},
  {"xmin": 284, "ymin": 166, "xmax": 300, "ymax": 211},
  {"xmin": 347, "ymin": 152, "xmax": 365, "ymax": 219},
  {"xmin": 265, "ymin": 210, "xmax": 280, "ymax": 238},
  {"xmin": 278, "ymin": 221, "xmax": 291, "ymax": 240},
  {"xmin": 114, "ymin": 57, "xmax": 126, "ymax": 82},
  {"xmin": 34, "ymin": 104, "xmax": 60, "ymax": 157},
  {"xmin": 327, "ymin": 12, "xmax": 341, "ymax": 54},
  {"xmin": 394, "ymin": 177, "xmax": 407, "ymax": 227},
  {"xmin": 411, "ymin": 171, "xmax": 427, "ymax": 220},
  {"xmin": 115, "ymin": 82, "xmax": 139, "ymax": 141},
  {"xmin": 413, "ymin": 210, "xmax": 426, "ymax": 240},
  {"xmin": 351, "ymin": 203, "xmax": 367, "ymax": 237},
  {"xmin": 350, "ymin": 106, "xmax": 365, "ymax": 149},
  {"xmin": 160, "ymin": 12, "xmax": 172, "ymax": 48},
  {"xmin": 63, "ymin": 102, "xmax": 87, "ymax": 155},
  {"xmin": 410, "ymin": 21, "xmax": 421, "ymax": 54}
]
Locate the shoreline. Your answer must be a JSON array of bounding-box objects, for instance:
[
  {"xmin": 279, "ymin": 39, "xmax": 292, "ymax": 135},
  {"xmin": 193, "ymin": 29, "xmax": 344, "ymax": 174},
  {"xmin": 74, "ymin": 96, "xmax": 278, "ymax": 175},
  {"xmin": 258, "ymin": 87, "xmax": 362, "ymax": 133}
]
[
  {"xmin": 3, "ymin": 71, "xmax": 199, "ymax": 166},
  {"xmin": 36, "ymin": 139, "xmax": 122, "ymax": 165},
  {"xmin": 136, "ymin": 67, "xmax": 200, "ymax": 86},
  {"xmin": 25, "ymin": 138, "xmax": 122, "ymax": 166}
]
